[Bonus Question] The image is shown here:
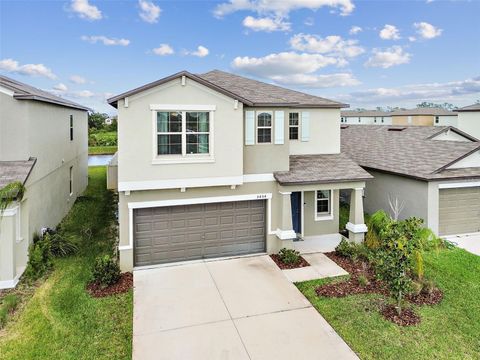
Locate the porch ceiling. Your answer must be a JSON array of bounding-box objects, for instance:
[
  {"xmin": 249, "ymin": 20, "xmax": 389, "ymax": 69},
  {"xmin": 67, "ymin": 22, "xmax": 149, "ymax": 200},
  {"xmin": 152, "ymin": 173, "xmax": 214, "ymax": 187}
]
[{"xmin": 274, "ymin": 153, "xmax": 373, "ymax": 186}]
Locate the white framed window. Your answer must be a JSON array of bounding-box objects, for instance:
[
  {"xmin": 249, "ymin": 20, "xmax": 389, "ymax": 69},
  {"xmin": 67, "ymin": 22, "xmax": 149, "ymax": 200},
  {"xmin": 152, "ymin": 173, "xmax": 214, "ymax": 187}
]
[
  {"xmin": 315, "ymin": 190, "xmax": 333, "ymax": 220},
  {"xmin": 69, "ymin": 115, "xmax": 74, "ymax": 141},
  {"xmin": 256, "ymin": 111, "xmax": 272, "ymax": 143},
  {"xmin": 435, "ymin": 116, "xmax": 439, "ymax": 124},
  {"xmin": 289, "ymin": 112, "xmax": 299, "ymax": 140},
  {"xmin": 341, "ymin": 117, "xmax": 344, "ymax": 123},
  {"xmin": 69, "ymin": 166, "xmax": 73, "ymax": 196},
  {"xmin": 154, "ymin": 108, "xmax": 214, "ymax": 162}
]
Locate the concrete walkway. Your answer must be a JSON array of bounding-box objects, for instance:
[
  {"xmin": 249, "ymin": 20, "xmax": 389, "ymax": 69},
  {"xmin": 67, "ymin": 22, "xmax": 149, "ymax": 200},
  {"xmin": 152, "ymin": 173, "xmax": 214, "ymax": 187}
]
[
  {"xmin": 282, "ymin": 253, "xmax": 349, "ymax": 283},
  {"xmin": 444, "ymin": 233, "xmax": 480, "ymax": 256},
  {"xmin": 133, "ymin": 255, "xmax": 358, "ymax": 360}
]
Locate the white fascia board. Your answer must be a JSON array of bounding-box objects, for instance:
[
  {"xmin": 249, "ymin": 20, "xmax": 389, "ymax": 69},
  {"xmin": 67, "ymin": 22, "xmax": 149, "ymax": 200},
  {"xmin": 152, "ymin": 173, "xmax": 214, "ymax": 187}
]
[
  {"xmin": 119, "ymin": 176, "xmax": 244, "ymax": 192},
  {"xmin": 0, "ymin": 85, "xmax": 15, "ymax": 96},
  {"xmin": 438, "ymin": 181, "xmax": 480, "ymax": 189},
  {"xmin": 149, "ymin": 104, "xmax": 216, "ymax": 111}
]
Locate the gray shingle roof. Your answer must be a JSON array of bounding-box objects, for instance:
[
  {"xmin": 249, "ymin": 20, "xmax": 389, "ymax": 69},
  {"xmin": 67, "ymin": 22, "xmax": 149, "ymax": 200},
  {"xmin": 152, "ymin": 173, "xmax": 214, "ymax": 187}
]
[
  {"xmin": 341, "ymin": 110, "xmax": 392, "ymax": 117},
  {"xmin": 107, "ymin": 70, "xmax": 347, "ymax": 109},
  {"xmin": 341, "ymin": 125, "xmax": 480, "ymax": 181},
  {"xmin": 0, "ymin": 75, "xmax": 90, "ymax": 111},
  {"xmin": 390, "ymin": 108, "xmax": 457, "ymax": 116},
  {"xmin": 274, "ymin": 153, "xmax": 373, "ymax": 185},
  {"xmin": 457, "ymin": 103, "xmax": 480, "ymax": 112},
  {"xmin": 0, "ymin": 159, "xmax": 36, "ymax": 189}
]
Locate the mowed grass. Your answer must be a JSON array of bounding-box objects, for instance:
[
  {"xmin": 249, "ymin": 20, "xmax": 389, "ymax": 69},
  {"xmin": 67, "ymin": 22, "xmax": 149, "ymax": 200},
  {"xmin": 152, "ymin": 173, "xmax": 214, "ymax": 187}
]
[
  {"xmin": 296, "ymin": 249, "xmax": 480, "ymax": 360},
  {"xmin": 0, "ymin": 167, "xmax": 132, "ymax": 360},
  {"xmin": 88, "ymin": 145, "xmax": 117, "ymax": 155}
]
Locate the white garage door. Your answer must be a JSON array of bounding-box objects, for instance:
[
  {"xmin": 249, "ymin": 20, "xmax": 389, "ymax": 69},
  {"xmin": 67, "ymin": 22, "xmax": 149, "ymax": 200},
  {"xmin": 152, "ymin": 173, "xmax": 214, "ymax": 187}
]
[{"xmin": 439, "ymin": 187, "xmax": 480, "ymax": 236}]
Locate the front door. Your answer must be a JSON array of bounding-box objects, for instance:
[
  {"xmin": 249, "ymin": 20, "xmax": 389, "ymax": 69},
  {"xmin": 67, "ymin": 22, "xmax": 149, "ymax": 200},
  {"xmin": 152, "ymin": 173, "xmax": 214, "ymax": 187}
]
[{"xmin": 291, "ymin": 192, "xmax": 301, "ymax": 235}]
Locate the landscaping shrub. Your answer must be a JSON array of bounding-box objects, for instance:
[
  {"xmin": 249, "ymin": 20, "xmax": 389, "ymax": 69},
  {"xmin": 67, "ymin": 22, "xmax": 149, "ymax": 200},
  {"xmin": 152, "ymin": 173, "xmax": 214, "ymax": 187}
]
[
  {"xmin": 0, "ymin": 294, "xmax": 19, "ymax": 328},
  {"xmin": 45, "ymin": 232, "xmax": 78, "ymax": 257},
  {"xmin": 91, "ymin": 255, "xmax": 121, "ymax": 288},
  {"xmin": 278, "ymin": 248, "xmax": 301, "ymax": 265},
  {"xmin": 88, "ymin": 131, "xmax": 117, "ymax": 147},
  {"xmin": 23, "ymin": 236, "xmax": 53, "ymax": 281},
  {"xmin": 335, "ymin": 238, "xmax": 356, "ymax": 258}
]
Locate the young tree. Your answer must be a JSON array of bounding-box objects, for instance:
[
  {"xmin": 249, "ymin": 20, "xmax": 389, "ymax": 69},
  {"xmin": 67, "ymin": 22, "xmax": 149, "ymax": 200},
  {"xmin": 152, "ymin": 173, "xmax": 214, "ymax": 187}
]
[{"xmin": 88, "ymin": 112, "xmax": 109, "ymax": 130}]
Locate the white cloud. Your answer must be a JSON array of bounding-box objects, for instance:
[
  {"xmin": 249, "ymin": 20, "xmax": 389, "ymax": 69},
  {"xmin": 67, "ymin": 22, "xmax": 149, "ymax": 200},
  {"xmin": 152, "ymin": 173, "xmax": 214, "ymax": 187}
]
[
  {"xmin": 138, "ymin": 0, "xmax": 161, "ymax": 23},
  {"xmin": 153, "ymin": 44, "xmax": 174, "ymax": 56},
  {"xmin": 349, "ymin": 26, "xmax": 362, "ymax": 35},
  {"xmin": 53, "ymin": 83, "xmax": 68, "ymax": 92},
  {"xmin": 81, "ymin": 35, "xmax": 130, "ymax": 46},
  {"xmin": 74, "ymin": 90, "xmax": 95, "ymax": 98},
  {"xmin": 365, "ymin": 46, "xmax": 411, "ymax": 68},
  {"xmin": 69, "ymin": 0, "xmax": 102, "ymax": 21},
  {"xmin": 189, "ymin": 45, "xmax": 209, "ymax": 57},
  {"xmin": 242, "ymin": 16, "xmax": 290, "ymax": 32},
  {"xmin": 214, "ymin": 0, "xmax": 355, "ymax": 18},
  {"xmin": 0, "ymin": 58, "xmax": 56, "ymax": 79},
  {"xmin": 408, "ymin": 36, "xmax": 417, "ymax": 42},
  {"xmin": 414, "ymin": 22, "xmax": 442, "ymax": 39},
  {"xmin": 340, "ymin": 76, "xmax": 480, "ymax": 107},
  {"xmin": 379, "ymin": 24, "xmax": 400, "ymax": 40},
  {"xmin": 70, "ymin": 75, "xmax": 87, "ymax": 84},
  {"xmin": 271, "ymin": 73, "xmax": 360, "ymax": 88},
  {"xmin": 289, "ymin": 34, "xmax": 365, "ymax": 59}
]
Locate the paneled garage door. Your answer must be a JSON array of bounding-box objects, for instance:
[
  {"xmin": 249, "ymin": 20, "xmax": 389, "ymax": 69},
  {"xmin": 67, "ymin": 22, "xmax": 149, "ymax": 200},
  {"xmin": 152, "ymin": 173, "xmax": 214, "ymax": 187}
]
[
  {"xmin": 439, "ymin": 187, "xmax": 480, "ymax": 236},
  {"xmin": 133, "ymin": 200, "xmax": 266, "ymax": 267}
]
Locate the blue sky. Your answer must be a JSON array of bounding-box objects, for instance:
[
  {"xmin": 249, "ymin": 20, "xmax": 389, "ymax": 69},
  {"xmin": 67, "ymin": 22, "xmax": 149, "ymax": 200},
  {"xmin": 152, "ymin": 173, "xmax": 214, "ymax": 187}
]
[{"xmin": 1, "ymin": 0, "xmax": 479, "ymax": 114}]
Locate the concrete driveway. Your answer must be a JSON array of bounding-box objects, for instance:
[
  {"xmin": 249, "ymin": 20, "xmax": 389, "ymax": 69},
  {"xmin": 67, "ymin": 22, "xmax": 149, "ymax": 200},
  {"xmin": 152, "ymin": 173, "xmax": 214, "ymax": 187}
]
[
  {"xmin": 444, "ymin": 233, "xmax": 480, "ymax": 256},
  {"xmin": 133, "ymin": 255, "xmax": 358, "ymax": 360}
]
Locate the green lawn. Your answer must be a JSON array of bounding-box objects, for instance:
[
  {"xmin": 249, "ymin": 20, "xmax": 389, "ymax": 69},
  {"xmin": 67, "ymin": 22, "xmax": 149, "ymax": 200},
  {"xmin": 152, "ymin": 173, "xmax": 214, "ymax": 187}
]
[
  {"xmin": 88, "ymin": 145, "xmax": 118, "ymax": 155},
  {"xmin": 297, "ymin": 249, "xmax": 480, "ymax": 360},
  {"xmin": 0, "ymin": 167, "xmax": 132, "ymax": 360}
]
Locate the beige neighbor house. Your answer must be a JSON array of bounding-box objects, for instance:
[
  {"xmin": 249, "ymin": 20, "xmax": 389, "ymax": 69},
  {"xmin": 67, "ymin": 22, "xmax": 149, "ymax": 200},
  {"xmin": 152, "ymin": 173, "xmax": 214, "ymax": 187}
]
[
  {"xmin": 390, "ymin": 108, "xmax": 458, "ymax": 127},
  {"xmin": 341, "ymin": 110, "xmax": 392, "ymax": 125},
  {"xmin": 107, "ymin": 70, "xmax": 372, "ymax": 270},
  {"xmin": 342, "ymin": 125, "xmax": 480, "ymax": 237},
  {"xmin": 0, "ymin": 76, "xmax": 88, "ymax": 289},
  {"xmin": 456, "ymin": 103, "xmax": 480, "ymax": 140}
]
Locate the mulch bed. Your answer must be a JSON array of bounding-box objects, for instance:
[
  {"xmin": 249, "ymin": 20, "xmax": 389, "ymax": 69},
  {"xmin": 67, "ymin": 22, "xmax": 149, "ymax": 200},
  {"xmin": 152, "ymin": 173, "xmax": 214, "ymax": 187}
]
[
  {"xmin": 86, "ymin": 272, "xmax": 133, "ymax": 298},
  {"xmin": 270, "ymin": 254, "xmax": 310, "ymax": 270},
  {"xmin": 406, "ymin": 288, "xmax": 444, "ymax": 306},
  {"xmin": 381, "ymin": 304, "xmax": 421, "ymax": 326}
]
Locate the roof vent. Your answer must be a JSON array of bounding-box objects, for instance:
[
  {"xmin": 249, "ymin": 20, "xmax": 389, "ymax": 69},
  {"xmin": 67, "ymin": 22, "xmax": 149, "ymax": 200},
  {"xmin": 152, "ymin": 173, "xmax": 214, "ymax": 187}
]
[
  {"xmin": 341, "ymin": 125, "xmax": 349, "ymax": 129},
  {"xmin": 388, "ymin": 127, "xmax": 406, "ymax": 132}
]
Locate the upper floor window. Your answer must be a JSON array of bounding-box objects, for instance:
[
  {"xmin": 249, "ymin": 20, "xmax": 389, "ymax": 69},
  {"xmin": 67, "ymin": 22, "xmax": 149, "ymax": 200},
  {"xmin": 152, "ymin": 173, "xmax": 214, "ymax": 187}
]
[
  {"xmin": 435, "ymin": 116, "xmax": 439, "ymax": 124},
  {"xmin": 69, "ymin": 166, "xmax": 73, "ymax": 195},
  {"xmin": 289, "ymin": 113, "xmax": 299, "ymax": 140},
  {"xmin": 341, "ymin": 117, "xmax": 344, "ymax": 123},
  {"xmin": 69, "ymin": 115, "xmax": 73, "ymax": 141},
  {"xmin": 257, "ymin": 112, "xmax": 272, "ymax": 143},
  {"xmin": 358, "ymin": 117, "xmax": 361, "ymax": 123},
  {"xmin": 374, "ymin": 117, "xmax": 377, "ymax": 123},
  {"xmin": 381, "ymin": 117, "xmax": 384, "ymax": 123},
  {"xmin": 156, "ymin": 111, "xmax": 210, "ymax": 156}
]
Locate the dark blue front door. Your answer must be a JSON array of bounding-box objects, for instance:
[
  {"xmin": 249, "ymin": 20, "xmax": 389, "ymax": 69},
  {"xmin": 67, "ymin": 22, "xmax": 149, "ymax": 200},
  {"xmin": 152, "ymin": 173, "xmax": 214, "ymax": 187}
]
[{"xmin": 291, "ymin": 192, "xmax": 301, "ymax": 234}]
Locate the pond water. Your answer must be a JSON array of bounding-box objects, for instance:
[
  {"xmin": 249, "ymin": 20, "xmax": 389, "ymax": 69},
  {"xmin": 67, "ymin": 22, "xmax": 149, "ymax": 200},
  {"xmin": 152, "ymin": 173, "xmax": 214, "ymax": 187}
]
[{"xmin": 88, "ymin": 155, "xmax": 114, "ymax": 166}]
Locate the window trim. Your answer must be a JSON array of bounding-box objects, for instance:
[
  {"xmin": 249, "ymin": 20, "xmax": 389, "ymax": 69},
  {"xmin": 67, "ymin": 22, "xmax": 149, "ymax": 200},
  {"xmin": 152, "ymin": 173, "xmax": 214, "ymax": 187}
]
[
  {"xmin": 151, "ymin": 108, "xmax": 215, "ymax": 164},
  {"xmin": 256, "ymin": 111, "xmax": 273, "ymax": 144},
  {"xmin": 314, "ymin": 189, "xmax": 334, "ymax": 221},
  {"xmin": 288, "ymin": 112, "xmax": 300, "ymax": 141}
]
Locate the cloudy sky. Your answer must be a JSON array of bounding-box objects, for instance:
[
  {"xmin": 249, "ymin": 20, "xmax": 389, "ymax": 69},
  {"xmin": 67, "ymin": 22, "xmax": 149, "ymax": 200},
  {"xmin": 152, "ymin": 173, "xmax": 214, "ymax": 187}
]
[{"xmin": 1, "ymin": 0, "xmax": 479, "ymax": 113}]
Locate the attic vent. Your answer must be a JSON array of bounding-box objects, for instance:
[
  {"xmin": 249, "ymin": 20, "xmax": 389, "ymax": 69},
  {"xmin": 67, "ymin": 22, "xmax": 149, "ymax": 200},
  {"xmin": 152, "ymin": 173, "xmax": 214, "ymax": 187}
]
[
  {"xmin": 341, "ymin": 125, "xmax": 349, "ymax": 129},
  {"xmin": 388, "ymin": 127, "xmax": 406, "ymax": 132}
]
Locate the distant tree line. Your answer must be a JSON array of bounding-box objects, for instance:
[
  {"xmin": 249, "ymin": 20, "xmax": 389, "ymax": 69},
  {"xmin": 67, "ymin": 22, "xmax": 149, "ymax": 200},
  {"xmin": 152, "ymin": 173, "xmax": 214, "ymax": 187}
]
[{"xmin": 88, "ymin": 112, "xmax": 117, "ymax": 132}]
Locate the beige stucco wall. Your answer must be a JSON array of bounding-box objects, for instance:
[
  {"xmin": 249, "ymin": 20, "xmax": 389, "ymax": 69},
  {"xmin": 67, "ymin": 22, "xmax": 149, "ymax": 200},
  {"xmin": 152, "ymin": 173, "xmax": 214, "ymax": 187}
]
[
  {"xmin": 0, "ymin": 92, "xmax": 29, "ymax": 160},
  {"xmin": 458, "ymin": 111, "xmax": 480, "ymax": 140},
  {"xmin": 302, "ymin": 190, "xmax": 340, "ymax": 236},
  {"xmin": 392, "ymin": 115, "xmax": 434, "ymax": 126},
  {"xmin": 117, "ymin": 77, "xmax": 244, "ymax": 184}
]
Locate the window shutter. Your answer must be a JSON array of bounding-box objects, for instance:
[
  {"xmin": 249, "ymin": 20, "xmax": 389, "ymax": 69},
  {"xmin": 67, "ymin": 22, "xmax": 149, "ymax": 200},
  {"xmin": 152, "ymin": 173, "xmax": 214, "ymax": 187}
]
[
  {"xmin": 245, "ymin": 111, "xmax": 255, "ymax": 145},
  {"xmin": 274, "ymin": 111, "xmax": 284, "ymax": 144},
  {"xmin": 301, "ymin": 112, "xmax": 310, "ymax": 142}
]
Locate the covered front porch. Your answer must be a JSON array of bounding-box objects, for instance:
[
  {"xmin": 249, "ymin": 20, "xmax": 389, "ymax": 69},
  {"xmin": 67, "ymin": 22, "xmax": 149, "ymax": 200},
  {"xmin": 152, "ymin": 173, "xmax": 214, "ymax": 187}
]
[{"xmin": 273, "ymin": 153, "xmax": 373, "ymax": 251}]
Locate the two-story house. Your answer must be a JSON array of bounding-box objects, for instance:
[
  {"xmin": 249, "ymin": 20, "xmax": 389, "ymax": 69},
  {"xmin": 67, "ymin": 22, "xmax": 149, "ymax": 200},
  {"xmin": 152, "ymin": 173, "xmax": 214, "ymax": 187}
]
[
  {"xmin": 0, "ymin": 75, "xmax": 88, "ymax": 288},
  {"xmin": 341, "ymin": 110, "xmax": 393, "ymax": 125},
  {"xmin": 107, "ymin": 70, "xmax": 372, "ymax": 270}
]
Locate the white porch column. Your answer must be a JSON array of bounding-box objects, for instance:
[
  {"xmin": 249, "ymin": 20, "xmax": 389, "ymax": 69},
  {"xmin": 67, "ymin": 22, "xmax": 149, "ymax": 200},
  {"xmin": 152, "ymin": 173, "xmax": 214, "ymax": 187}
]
[
  {"xmin": 0, "ymin": 206, "xmax": 18, "ymax": 289},
  {"xmin": 346, "ymin": 188, "xmax": 367, "ymax": 243},
  {"xmin": 276, "ymin": 191, "xmax": 296, "ymax": 240}
]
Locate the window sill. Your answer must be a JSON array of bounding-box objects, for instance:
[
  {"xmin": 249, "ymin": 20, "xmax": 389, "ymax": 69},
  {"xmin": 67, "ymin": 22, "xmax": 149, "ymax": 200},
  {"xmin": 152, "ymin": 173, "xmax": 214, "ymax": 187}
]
[
  {"xmin": 315, "ymin": 214, "xmax": 334, "ymax": 221},
  {"xmin": 152, "ymin": 156, "xmax": 215, "ymax": 165}
]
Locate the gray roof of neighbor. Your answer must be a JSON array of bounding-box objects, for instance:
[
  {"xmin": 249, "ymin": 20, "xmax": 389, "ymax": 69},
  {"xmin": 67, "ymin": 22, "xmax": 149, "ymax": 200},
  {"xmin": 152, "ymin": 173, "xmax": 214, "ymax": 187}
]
[
  {"xmin": 274, "ymin": 153, "xmax": 373, "ymax": 185},
  {"xmin": 390, "ymin": 108, "xmax": 457, "ymax": 116},
  {"xmin": 457, "ymin": 103, "xmax": 480, "ymax": 112},
  {"xmin": 341, "ymin": 125, "xmax": 480, "ymax": 181},
  {"xmin": 0, "ymin": 75, "xmax": 90, "ymax": 111},
  {"xmin": 108, "ymin": 70, "xmax": 347, "ymax": 109},
  {"xmin": 0, "ymin": 158, "xmax": 36, "ymax": 189},
  {"xmin": 341, "ymin": 110, "xmax": 392, "ymax": 117}
]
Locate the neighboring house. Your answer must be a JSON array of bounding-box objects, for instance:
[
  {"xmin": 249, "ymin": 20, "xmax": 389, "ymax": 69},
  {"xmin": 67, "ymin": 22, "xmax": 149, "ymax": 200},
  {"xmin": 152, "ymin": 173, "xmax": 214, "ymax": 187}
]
[
  {"xmin": 105, "ymin": 118, "xmax": 113, "ymax": 125},
  {"xmin": 457, "ymin": 103, "xmax": 480, "ymax": 140},
  {"xmin": 341, "ymin": 125, "xmax": 480, "ymax": 237},
  {"xmin": 341, "ymin": 110, "xmax": 392, "ymax": 125},
  {"xmin": 0, "ymin": 76, "xmax": 89, "ymax": 289},
  {"xmin": 107, "ymin": 70, "xmax": 372, "ymax": 270},
  {"xmin": 390, "ymin": 108, "xmax": 458, "ymax": 126}
]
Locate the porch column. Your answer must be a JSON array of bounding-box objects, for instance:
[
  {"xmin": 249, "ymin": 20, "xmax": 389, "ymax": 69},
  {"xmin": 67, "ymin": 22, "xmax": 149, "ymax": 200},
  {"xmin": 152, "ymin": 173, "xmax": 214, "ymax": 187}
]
[
  {"xmin": 346, "ymin": 188, "xmax": 367, "ymax": 243},
  {"xmin": 276, "ymin": 191, "xmax": 296, "ymax": 240},
  {"xmin": 0, "ymin": 206, "xmax": 18, "ymax": 288}
]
